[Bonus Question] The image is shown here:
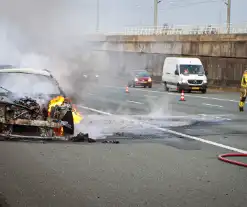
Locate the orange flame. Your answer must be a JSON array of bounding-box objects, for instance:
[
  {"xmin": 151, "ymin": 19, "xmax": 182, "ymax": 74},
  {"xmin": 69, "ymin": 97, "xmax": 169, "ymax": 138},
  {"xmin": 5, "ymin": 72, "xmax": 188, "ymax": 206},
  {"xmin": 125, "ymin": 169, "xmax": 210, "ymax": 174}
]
[
  {"xmin": 47, "ymin": 96, "xmax": 83, "ymax": 136},
  {"xmin": 48, "ymin": 96, "xmax": 65, "ymax": 136},
  {"xmin": 48, "ymin": 96, "xmax": 83, "ymax": 124},
  {"xmin": 72, "ymin": 104, "xmax": 83, "ymax": 124},
  {"xmin": 48, "ymin": 96, "xmax": 65, "ymax": 116}
]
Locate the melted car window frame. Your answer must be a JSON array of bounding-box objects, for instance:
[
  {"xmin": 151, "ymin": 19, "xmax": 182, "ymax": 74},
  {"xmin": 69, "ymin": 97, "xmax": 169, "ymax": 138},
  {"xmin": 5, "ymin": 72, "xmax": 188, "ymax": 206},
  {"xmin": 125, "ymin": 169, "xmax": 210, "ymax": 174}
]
[{"xmin": 0, "ymin": 72, "xmax": 62, "ymax": 95}]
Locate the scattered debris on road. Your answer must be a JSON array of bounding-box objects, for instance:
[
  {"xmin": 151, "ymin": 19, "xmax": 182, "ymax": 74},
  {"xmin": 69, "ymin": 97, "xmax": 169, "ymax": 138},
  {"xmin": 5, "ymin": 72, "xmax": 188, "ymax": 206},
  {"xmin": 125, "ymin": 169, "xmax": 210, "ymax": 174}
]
[
  {"xmin": 70, "ymin": 132, "xmax": 96, "ymax": 142},
  {"xmin": 102, "ymin": 140, "xmax": 119, "ymax": 144}
]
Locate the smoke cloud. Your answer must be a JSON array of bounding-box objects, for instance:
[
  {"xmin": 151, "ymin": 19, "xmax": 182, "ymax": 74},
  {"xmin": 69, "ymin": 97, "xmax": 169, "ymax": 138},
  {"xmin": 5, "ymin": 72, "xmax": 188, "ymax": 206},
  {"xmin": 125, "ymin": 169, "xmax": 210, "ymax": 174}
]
[{"xmin": 0, "ymin": 0, "xmax": 173, "ymax": 139}]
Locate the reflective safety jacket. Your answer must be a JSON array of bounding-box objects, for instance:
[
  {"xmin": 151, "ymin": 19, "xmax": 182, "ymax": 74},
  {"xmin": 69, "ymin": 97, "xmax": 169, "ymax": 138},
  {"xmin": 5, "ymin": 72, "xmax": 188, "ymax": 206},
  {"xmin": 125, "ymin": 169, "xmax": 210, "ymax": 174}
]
[{"xmin": 241, "ymin": 71, "xmax": 247, "ymax": 88}]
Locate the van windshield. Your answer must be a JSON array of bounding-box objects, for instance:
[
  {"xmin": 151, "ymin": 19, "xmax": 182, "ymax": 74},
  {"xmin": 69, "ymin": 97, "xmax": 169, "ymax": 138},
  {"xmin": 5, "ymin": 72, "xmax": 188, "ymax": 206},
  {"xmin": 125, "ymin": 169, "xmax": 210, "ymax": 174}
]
[{"xmin": 180, "ymin": 65, "xmax": 204, "ymax": 75}]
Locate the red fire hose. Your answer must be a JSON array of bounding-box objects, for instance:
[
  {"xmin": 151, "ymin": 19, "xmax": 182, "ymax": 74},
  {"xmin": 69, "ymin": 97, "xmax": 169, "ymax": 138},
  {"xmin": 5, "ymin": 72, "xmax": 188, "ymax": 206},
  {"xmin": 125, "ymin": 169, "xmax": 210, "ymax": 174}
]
[{"xmin": 218, "ymin": 153, "xmax": 247, "ymax": 167}]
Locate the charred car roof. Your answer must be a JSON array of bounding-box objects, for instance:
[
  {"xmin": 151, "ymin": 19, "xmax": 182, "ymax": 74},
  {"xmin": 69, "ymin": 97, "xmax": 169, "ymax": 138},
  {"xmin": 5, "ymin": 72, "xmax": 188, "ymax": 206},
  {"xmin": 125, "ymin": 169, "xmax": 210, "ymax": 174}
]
[{"xmin": 0, "ymin": 68, "xmax": 52, "ymax": 77}]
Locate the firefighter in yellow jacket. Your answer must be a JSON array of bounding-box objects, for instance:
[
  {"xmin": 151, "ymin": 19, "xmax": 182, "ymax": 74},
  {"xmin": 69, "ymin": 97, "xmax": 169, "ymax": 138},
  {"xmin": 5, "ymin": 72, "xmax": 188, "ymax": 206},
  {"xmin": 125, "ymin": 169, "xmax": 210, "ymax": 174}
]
[{"xmin": 239, "ymin": 70, "xmax": 247, "ymax": 111}]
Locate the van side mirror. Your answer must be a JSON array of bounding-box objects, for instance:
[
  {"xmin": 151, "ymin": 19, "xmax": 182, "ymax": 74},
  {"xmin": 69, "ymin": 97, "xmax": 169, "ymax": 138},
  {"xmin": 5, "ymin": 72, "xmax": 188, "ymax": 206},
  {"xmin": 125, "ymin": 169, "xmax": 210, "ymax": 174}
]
[
  {"xmin": 175, "ymin": 70, "xmax": 179, "ymax": 75},
  {"xmin": 205, "ymin": 71, "xmax": 208, "ymax": 76}
]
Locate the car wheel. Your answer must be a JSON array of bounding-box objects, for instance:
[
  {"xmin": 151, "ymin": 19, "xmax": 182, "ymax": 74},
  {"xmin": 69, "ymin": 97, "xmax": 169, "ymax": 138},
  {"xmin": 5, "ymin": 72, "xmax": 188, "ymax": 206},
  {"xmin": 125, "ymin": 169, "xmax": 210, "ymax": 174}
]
[
  {"xmin": 188, "ymin": 90, "xmax": 191, "ymax": 93},
  {"xmin": 62, "ymin": 111, "xmax": 74, "ymax": 135},
  {"xmin": 201, "ymin": 89, "xmax": 207, "ymax": 94},
  {"xmin": 148, "ymin": 84, "xmax": 152, "ymax": 88},
  {"xmin": 144, "ymin": 85, "xmax": 146, "ymax": 88},
  {"xmin": 164, "ymin": 83, "xmax": 169, "ymax": 91}
]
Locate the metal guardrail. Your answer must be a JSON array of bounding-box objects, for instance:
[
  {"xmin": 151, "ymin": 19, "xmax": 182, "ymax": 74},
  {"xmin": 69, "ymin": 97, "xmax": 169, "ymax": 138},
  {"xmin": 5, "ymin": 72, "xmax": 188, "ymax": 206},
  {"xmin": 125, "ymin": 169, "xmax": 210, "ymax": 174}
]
[{"xmin": 124, "ymin": 24, "xmax": 247, "ymax": 35}]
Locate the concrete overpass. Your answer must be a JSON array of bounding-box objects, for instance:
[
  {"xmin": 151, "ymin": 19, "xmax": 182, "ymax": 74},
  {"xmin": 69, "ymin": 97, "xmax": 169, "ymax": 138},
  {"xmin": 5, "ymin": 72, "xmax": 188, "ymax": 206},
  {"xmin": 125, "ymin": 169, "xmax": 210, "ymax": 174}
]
[{"xmin": 88, "ymin": 33, "xmax": 247, "ymax": 87}]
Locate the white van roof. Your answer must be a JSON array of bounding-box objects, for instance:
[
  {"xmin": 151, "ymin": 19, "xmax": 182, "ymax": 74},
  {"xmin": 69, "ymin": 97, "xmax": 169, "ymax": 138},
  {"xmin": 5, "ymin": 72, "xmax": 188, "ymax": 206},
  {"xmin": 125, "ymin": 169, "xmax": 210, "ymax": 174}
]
[{"xmin": 166, "ymin": 57, "xmax": 202, "ymax": 65}]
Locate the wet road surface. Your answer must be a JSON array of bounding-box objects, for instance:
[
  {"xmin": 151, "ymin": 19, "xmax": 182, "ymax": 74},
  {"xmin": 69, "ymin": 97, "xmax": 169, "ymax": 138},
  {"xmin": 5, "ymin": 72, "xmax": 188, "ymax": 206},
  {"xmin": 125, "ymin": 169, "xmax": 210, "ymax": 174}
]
[{"xmin": 1, "ymin": 83, "xmax": 247, "ymax": 207}]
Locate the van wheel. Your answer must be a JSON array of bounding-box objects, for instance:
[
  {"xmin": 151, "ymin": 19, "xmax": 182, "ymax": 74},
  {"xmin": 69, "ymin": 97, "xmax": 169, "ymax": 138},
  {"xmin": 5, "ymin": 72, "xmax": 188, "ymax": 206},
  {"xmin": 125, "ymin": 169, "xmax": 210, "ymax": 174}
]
[
  {"xmin": 164, "ymin": 83, "xmax": 169, "ymax": 91},
  {"xmin": 201, "ymin": 89, "xmax": 207, "ymax": 94}
]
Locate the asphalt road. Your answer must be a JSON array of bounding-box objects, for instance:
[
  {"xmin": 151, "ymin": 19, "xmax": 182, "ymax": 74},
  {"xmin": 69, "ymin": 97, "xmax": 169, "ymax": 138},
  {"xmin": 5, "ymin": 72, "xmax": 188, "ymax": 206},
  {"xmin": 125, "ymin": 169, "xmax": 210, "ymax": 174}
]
[{"xmin": 1, "ymin": 82, "xmax": 247, "ymax": 207}]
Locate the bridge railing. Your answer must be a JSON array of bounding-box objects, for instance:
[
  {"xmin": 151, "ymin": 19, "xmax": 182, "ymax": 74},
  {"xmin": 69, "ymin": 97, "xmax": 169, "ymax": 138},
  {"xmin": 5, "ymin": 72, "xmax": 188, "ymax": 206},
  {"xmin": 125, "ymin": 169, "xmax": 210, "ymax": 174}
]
[{"xmin": 123, "ymin": 23, "xmax": 247, "ymax": 35}]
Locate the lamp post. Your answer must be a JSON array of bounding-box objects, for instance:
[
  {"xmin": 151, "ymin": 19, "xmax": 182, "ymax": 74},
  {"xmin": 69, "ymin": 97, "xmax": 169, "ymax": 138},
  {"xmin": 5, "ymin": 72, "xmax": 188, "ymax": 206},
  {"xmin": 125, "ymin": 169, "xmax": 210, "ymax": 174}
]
[
  {"xmin": 154, "ymin": 0, "xmax": 162, "ymax": 28},
  {"xmin": 96, "ymin": 0, "xmax": 99, "ymax": 32},
  {"xmin": 224, "ymin": 0, "xmax": 231, "ymax": 33}
]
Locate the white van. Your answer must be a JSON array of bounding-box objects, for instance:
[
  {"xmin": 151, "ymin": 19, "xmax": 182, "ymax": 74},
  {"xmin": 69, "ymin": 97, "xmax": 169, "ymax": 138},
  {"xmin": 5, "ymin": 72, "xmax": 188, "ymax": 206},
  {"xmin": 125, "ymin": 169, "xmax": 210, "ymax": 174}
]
[{"xmin": 162, "ymin": 57, "xmax": 208, "ymax": 93}]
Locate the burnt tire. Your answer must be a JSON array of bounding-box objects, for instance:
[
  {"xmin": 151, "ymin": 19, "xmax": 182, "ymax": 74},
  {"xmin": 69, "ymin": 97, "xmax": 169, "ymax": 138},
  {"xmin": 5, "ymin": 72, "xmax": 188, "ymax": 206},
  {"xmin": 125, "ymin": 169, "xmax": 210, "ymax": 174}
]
[{"xmin": 62, "ymin": 111, "xmax": 74, "ymax": 135}]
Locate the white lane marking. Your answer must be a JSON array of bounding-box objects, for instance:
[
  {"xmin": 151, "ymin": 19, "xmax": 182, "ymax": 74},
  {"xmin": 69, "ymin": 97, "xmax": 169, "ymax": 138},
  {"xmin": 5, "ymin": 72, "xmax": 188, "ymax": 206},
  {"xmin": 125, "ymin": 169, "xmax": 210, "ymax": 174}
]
[
  {"xmin": 79, "ymin": 106, "xmax": 112, "ymax": 115},
  {"xmin": 103, "ymin": 85, "xmax": 239, "ymax": 103},
  {"xmin": 203, "ymin": 103, "xmax": 223, "ymax": 108},
  {"xmin": 78, "ymin": 105, "xmax": 247, "ymax": 154},
  {"xmin": 144, "ymin": 94, "xmax": 157, "ymax": 98},
  {"xmin": 127, "ymin": 100, "xmax": 144, "ymax": 105},
  {"xmin": 167, "ymin": 92, "xmax": 238, "ymax": 103}
]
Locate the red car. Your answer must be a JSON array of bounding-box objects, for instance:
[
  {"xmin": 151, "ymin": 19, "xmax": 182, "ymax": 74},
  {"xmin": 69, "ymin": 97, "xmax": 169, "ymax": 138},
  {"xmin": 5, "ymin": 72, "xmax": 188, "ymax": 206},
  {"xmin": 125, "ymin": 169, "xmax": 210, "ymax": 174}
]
[{"xmin": 128, "ymin": 70, "xmax": 152, "ymax": 88}]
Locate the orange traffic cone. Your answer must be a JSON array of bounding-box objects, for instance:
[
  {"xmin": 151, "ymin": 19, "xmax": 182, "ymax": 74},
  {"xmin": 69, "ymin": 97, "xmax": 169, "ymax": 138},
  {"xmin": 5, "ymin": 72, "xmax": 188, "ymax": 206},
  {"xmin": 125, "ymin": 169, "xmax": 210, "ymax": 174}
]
[
  {"xmin": 125, "ymin": 86, "xmax": 129, "ymax": 93},
  {"xmin": 179, "ymin": 90, "xmax": 185, "ymax": 101}
]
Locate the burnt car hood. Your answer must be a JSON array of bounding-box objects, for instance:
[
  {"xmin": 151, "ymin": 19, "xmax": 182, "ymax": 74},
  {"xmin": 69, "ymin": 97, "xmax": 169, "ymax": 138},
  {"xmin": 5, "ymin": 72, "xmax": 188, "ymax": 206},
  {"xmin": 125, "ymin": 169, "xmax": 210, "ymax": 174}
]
[
  {"xmin": 0, "ymin": 93, "xmax": 61, "ymax": 106},
  {"xmin": 0, "ymin": 93, "xmax": 72, "ymax": 139}
]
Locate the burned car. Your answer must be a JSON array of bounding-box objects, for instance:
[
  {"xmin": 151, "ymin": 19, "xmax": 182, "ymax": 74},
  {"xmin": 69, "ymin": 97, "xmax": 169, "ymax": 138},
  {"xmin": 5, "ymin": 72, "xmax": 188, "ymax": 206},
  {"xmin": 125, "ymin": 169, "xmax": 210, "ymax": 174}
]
[{"xmin": 0, "ymin": 68, "xmax": 82, "ymax": 140}]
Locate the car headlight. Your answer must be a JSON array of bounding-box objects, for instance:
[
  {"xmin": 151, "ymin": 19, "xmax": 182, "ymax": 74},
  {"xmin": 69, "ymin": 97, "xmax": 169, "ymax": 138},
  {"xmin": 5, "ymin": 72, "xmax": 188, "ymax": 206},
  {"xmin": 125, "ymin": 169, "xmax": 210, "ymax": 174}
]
[
  {"xmin": 181, "ymin": 78, "xmax": 187, "ymax": 83},
  {"xmin": 203, "ymin": 80, "xmax": 207, "ymax": 83},
  {"xmin": 148, "ymin": 77, "xmax": 152, "ymax": 82},
  {"xmin": 95, "ymin": 75, "xmax": 99, "ymax": 78},
  {"xmin": 134, "ymin": 78, "xmax": 138, "ymax": 81}
]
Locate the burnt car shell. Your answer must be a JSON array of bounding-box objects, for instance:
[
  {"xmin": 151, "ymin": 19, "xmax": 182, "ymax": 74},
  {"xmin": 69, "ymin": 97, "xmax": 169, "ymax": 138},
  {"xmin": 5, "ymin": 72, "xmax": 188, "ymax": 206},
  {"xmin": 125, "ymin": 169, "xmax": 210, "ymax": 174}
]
[
  {"xmin": 0, "ymin": 69, "xmax": 75, "ymax": 139},
  {"xmin": 0, "ymin": 92, "xmax": 74, "ymax": 139}
]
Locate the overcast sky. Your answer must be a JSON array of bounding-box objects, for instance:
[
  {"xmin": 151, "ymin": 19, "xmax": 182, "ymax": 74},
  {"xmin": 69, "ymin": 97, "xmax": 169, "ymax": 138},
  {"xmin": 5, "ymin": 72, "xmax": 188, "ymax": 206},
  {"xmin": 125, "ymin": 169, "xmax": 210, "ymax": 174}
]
[
  {"xmin": 0, "ymin": 0, "xmax": 246, "ymax": 35},
  {"xmin": 0, "ymin": 0, "xmax": 245, "ymax": 69},
  {"xmin": 97, "ymin": 0, "xmax": 247, "ymax": 32}
]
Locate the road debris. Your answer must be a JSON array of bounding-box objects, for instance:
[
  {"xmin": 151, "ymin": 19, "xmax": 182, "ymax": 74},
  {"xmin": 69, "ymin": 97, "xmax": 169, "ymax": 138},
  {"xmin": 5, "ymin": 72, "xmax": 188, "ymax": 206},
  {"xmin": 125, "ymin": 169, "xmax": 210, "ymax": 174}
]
[
  {"xmin": 70, "ymin": 132, "xmax": 96, "ymax": 142},
  {"xmin": 102, "ymin": 140, "xmax": 119, "ymax": 144}
]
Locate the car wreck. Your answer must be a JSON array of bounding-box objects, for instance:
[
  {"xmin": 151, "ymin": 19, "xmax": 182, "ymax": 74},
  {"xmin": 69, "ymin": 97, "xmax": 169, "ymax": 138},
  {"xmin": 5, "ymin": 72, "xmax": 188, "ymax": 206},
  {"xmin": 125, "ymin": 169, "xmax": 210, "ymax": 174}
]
[{"xmin": 0, "ymin": 67, "xmax": 83, "ymax": 140}]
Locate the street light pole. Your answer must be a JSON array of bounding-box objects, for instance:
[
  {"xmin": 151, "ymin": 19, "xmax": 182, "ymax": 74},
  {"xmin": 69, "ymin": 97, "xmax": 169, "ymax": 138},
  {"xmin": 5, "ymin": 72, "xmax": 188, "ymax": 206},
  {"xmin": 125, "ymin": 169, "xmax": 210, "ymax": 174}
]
[
  {"xmin": 226, "ymin": 0, "xmax": 231, "ymax": 33},
  {"xmin": 154, "ymin": 0, "xmax": 158, "ymax": 28},
  {"xmin": 96, "ymin": 0, "xmax": 99, "ymax": 32}
]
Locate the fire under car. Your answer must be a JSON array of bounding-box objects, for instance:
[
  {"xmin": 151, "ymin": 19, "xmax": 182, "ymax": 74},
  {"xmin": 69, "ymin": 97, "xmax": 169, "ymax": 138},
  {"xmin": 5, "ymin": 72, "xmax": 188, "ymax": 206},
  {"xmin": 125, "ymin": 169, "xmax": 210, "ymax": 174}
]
[{"xmin": 0, "ymin": 67, "xmax": 83, "ymax": 140}]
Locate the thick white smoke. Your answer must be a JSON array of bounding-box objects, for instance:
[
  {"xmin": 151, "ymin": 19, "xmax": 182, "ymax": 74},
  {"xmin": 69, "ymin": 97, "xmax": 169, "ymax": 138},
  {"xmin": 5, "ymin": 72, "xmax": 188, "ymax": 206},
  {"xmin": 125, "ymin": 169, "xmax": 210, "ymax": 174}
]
[
  {"xmin": 0, "ymin": 1, "xmax": 114, "ymax": 100},
  {"xmin": 0, "ymin": 0, "xmax": 111, "ymax": 137},
  {"xmin": 0, "ymin": 0, "xmax": 173, "ymax": 139}
]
